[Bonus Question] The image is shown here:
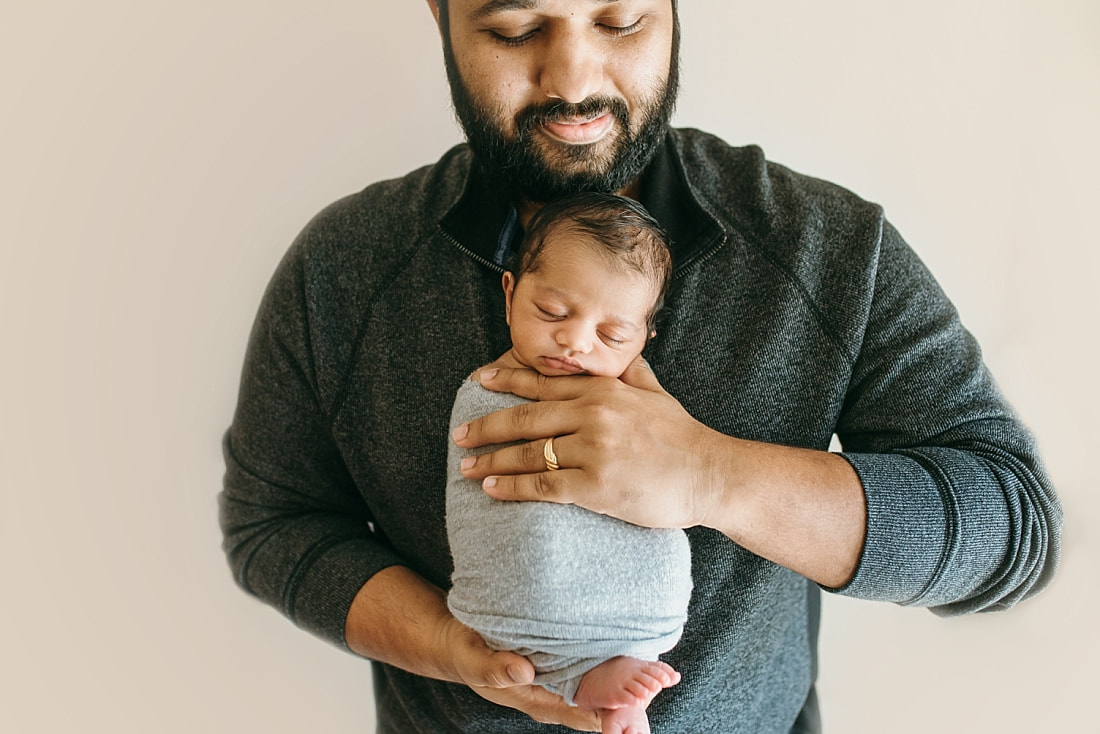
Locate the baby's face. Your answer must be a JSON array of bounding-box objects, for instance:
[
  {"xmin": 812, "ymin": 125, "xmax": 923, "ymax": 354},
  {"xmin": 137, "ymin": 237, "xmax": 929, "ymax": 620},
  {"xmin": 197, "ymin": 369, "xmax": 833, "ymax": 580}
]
[{"xmin": 503, "ymin": 236, "xmax": 658, "ymax": 378}]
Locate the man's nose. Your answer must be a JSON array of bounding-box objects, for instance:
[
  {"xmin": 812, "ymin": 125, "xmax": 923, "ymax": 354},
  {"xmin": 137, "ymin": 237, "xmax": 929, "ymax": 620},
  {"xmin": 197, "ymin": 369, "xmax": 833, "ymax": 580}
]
[{"xmin": 539, "ymin": 26, "xmax": 604, "ymax": 104}]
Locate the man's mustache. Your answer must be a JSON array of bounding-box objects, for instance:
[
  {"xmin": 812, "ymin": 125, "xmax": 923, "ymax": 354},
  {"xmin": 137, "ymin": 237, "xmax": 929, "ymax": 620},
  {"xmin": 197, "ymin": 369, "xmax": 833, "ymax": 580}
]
[{"xmin": 516, "ymin": 96, "xmax": 630, "ymax": 134}]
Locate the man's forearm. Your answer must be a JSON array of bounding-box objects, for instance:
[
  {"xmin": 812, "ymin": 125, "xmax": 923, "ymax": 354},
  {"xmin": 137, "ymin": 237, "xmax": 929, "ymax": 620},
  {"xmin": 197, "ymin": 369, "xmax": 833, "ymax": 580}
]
[
  {"xmin": 344, "ymin": 565, "xmax": 463, "ymax": 682},
  {"xmin": 344, "ymin": 563, "xmax": 597, "ymax": 730},
  {"xmin": 459, "ymin": 363, "xmax": 866, "ymax": 586},
  {"xmin": 703, "ymin": 435, "xmax": 866, "ymax": 589}
]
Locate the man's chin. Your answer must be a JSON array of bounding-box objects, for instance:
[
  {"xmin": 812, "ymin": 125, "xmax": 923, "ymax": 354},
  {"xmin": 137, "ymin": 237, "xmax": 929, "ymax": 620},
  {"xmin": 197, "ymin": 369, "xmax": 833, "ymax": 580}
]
[
  {"xmin": 523, "ymin": 147, "xmax": 623, "ymax": 190},
  {"xmin": 531, "ymin": 128, "xmax": 621, "ymax": 164},
  {"xmin": 476, "ymin": 122, "xmax": 651, "ymax": 201}
]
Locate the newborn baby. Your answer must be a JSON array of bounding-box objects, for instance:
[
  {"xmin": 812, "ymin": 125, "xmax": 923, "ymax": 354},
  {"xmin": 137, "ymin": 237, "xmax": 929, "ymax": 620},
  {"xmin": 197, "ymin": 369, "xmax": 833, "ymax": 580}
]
[{"xmin": 447, "ymin": 193, "xmax": 692, "ymax": 734}]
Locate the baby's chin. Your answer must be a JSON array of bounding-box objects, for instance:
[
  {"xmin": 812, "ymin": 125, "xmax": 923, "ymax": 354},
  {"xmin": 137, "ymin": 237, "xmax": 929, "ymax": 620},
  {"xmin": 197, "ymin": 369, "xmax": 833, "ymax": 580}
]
[
  {"xmin": 537, "ymin": 355, "xmax": 591, "ymax": 376},
  {"xmin": 535, "ymin": 364, "xmax": 629, "ymax": 379},
  {"xmin": 511, "ymin": 350, "xmax": 635, "ymax": 378},
  {"xmin": 536, "ymin": 367, "xmax": 592, "ymax": 377}
]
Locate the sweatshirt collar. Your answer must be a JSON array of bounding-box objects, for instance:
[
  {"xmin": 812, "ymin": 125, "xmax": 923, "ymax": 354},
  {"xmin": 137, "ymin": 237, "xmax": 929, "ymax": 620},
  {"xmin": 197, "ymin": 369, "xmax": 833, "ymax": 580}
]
[{"xmin": 439, "ymin": 130, "xmax": 725, "ymax": 272}]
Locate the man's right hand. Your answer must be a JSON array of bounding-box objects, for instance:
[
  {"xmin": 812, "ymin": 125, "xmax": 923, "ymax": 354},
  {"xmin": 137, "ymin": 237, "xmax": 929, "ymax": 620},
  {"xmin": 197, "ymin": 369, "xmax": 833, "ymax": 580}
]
[
  {"xmin": 441, "ymin": 611, "xmax": 600, "ymax": 731},
  {"xmin": 346, "ymin": 566, "xmax": 600, "ymax": 731},
  {"xmin": 472, "ymin": 680, "xmax": 601, "ymax": 732}
]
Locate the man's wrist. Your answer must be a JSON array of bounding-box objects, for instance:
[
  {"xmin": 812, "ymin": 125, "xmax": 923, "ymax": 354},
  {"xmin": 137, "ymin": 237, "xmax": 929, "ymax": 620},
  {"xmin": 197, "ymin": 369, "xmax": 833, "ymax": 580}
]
[
  {"xmin": 344, "ymin": 565, "xmax": 462, "ymax": 683},
  {"xmin": 694, "ymin": 437, "xmax": 866, "ymax": 588},
  {"xmin": 693, "ymin": 431, "xmax": 749, "ymax": 535}
]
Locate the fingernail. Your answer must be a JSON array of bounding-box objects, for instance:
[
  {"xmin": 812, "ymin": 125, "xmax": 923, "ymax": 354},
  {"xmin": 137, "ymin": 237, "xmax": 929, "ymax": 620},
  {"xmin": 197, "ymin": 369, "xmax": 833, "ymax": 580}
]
[
  {"xmin": 479, "ymin": 368, "xmax": 498, "ymax": 382},
  {"xmin": 460, "ymin": 456, "xmax": 475, "ymax": 471},
  {"xmin": 452, "ymin": 424, "xmax": 468, "ymax": 441},
  {"xmin": 483, "ymin": 476, "xmax": 497, "ymax": 489}
]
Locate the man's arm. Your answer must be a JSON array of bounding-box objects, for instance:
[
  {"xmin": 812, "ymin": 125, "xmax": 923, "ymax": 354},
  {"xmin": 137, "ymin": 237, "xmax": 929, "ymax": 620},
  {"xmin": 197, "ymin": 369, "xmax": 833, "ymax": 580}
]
[
  {"xmin": 220, "ymin": 242, "xmax": 598, "ymax": 731},
  {"xmin": 453, "ymin": 363, "xmax": 865, "ymax": 588},
  {"xmin": 219, "ymin": 240, "xmax": 401, "ymax": 644},
  {"xmin": 344, "ymin": 566, "xmax": 601, "ymax": 732},
  {"xmin": 343, "ymin": 565, "xmax": 518, "ymax": 682},
  {"xmin": 224, "ymin": 428, "xmax": 597, "ymax": 730},
  {"xmin": 454, "ymin": 223, "xmax": 1062, "ymax": 612}
]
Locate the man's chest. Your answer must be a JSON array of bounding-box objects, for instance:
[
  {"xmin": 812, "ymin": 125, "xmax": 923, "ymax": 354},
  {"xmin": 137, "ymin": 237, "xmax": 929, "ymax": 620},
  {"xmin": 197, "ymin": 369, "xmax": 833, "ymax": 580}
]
[{"xmin": 325, "ymin": 257, "xmax": 852, "ymax": 583}]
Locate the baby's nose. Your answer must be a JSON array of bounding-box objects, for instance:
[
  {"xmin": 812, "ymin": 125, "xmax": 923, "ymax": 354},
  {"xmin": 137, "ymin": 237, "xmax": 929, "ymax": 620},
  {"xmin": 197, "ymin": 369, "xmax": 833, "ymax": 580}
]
[{"xmin": 556, "ymin": 323, "xmax": 593, "ymax": 353}]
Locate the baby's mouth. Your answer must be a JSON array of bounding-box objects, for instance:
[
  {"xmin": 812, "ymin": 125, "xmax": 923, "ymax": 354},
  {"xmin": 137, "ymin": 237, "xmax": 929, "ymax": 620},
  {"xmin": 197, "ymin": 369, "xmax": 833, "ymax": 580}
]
[{"xmin": 541, "ymin": 355, "xmax": 586, "ymax": 373}]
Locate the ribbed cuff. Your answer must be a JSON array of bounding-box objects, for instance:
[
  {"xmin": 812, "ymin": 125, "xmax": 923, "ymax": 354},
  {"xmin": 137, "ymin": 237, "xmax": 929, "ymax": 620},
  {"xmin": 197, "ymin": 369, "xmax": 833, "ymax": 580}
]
[
  {"xmin": 829, "ymin": 452, "xmax": 948, "ymax": 604},
  {"xmin": 288, "ymin": 537, "xmax": 405, "ymax": 650}
]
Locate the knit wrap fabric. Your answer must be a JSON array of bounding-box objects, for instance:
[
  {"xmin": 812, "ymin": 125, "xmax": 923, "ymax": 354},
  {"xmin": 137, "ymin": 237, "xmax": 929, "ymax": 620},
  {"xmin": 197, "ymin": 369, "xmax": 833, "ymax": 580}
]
[{"xmin": 446, "ymin": 379, "xmax": 692, "ymax": 704}]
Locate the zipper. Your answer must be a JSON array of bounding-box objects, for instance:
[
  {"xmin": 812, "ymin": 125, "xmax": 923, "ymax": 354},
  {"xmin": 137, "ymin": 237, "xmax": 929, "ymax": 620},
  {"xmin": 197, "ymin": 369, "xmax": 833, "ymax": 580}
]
[
  {"xmin": 439, "ymin": 226, "xmax": 506, "ymax": 274},
  {"xmin": 672, "ymin": 231, "xmax": 728, "ymax": 281}
]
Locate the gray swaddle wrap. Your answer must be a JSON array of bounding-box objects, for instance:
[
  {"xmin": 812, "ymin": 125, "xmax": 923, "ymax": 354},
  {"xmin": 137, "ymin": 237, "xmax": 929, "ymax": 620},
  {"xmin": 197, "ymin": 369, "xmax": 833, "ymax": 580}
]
[{"xmin": 446, "ymin": 379, "xmax": 693, "ymax": 704}]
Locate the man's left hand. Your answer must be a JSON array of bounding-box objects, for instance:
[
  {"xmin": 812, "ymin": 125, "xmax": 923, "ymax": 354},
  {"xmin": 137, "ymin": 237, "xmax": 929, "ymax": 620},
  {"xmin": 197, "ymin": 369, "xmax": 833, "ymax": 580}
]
[{"xmin": 453, "ymin": 356, "xmax": 726, "ymax": 530}]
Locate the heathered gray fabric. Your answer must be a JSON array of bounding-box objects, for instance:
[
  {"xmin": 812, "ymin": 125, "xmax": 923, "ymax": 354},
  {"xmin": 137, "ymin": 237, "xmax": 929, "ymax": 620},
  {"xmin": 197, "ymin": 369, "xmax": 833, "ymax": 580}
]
[
  {"xmin": 446, "ymin": 380, "xmax": 692, "ymax": 705},
  {"xmin": 220, "ymin": 128, "xmax": 1062, "ymax": 733}
]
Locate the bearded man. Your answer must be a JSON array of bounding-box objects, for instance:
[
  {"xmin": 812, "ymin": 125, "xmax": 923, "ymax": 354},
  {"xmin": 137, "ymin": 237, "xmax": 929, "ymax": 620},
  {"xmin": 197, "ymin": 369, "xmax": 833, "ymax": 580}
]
[{"xmin": 220, "ymin": 2, "xmax": 1062, "ymax": 732}]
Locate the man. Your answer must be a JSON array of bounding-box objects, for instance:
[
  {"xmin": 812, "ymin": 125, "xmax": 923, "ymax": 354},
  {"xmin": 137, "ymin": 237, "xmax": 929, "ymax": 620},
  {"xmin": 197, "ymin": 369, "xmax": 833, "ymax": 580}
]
[{"xmin": 220, "ymin": 1, "xmax": 1062, "ymax": 732}]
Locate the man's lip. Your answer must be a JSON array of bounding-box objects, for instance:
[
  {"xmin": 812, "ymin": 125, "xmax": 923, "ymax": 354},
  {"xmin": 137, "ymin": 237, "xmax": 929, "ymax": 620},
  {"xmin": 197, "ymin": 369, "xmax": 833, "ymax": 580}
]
[
  {"xmin": 541, "ymin": 356, "xmax": 586, "ymax": 374},
  {"xmin": 540, "ymin": 113, "xmax": 614, "ymax": 144}
]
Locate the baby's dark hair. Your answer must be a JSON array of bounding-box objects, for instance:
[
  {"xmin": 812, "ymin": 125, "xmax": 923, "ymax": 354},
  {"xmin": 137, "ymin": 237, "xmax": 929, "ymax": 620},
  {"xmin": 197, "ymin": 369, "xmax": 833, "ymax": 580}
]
[{"xmin": 512, "ymin": 193, "xmax": 673, "ymax": 332}]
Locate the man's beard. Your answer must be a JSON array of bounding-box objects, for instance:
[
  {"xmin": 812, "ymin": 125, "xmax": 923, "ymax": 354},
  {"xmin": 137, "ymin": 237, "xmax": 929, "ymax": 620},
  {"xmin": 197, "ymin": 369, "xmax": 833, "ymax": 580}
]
[{"xmin": 441, "ymin": 43, "xmax": 679, "ymax": 203}]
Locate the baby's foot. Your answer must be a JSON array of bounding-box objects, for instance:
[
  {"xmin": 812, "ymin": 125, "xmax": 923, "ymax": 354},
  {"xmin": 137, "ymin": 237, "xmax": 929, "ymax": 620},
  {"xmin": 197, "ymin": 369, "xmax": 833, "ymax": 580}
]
[
  {"xmin": 574, "ymin": 656, "xmax": 680, "ymax": 711},
  {"xmin": 598, "ymin": 704, "xmax": 651, "ymax": 734}
]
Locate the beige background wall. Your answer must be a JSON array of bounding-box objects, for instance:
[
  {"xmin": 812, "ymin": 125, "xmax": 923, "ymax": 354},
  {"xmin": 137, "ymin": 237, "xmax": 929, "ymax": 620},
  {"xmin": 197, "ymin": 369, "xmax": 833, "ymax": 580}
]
[{"xmin": 2, "ymin": 1, "xmax": 1096, "ymax": 731}]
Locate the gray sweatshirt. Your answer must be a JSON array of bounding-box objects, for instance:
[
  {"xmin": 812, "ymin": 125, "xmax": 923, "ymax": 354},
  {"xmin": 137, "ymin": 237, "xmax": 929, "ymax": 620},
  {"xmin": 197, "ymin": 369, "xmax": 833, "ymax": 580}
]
[{"xmin": 220, "ymin": 128, "xmax": 1062, "ymax": 733}]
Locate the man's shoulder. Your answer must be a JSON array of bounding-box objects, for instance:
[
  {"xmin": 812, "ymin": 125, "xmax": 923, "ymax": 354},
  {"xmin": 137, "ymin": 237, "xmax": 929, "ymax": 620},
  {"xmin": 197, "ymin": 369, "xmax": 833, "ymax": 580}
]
[
  {"xmin": 671, "ymin": 127, "xmax": 885, "ymax": 266},
  {"xmin": 669, "ymin": 128, "xmax": 891, "ymax": 353},
  {"xmin": 269, "ymin": 143, "xmax": 473, "ymax": 301},
  {"xmin": 257, "ymin": 143, "xmax": 473, "ymax": 341},
  {"xmin": 296, "ymin": 143, "xmax": 472, "ymax": 257},
  {"xmin": 671, "ymin": 127, "xmax": 881, "ymax": 219}
]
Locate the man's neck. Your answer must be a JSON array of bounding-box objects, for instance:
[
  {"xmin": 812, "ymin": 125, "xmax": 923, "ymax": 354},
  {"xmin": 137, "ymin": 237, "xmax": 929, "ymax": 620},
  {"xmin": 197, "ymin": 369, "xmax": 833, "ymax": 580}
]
[{"xmin": 515, "ymin": 177, "xmax": 645, "ymax": 229}]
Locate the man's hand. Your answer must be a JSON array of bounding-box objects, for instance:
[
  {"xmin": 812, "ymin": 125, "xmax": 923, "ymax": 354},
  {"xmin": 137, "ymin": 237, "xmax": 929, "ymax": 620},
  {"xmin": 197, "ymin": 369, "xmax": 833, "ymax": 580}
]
[
  {"xmin": 471, "ymin": 681, "xmax": 601, "ymax": 731},
  {"xmin": 453, "ymin": 356, "xmax": 727, "ymax": 530},
  {"xmin": 452, "ymin": 358, "xmax": 867, "ymax": 587},
  {"xmin": 345, "ymin": 567, "xmax": 599, "ymax": 730},
  {"xmin": 440, "ymin": 615, "xmax": 600, "ymax": 731}
]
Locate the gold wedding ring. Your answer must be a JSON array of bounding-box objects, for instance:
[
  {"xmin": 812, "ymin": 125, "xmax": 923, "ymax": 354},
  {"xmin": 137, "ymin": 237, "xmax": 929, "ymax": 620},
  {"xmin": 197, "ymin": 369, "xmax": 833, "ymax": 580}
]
[{"xmin": 543, "ymin": 437, "xmax": 560, "ymax": 471}]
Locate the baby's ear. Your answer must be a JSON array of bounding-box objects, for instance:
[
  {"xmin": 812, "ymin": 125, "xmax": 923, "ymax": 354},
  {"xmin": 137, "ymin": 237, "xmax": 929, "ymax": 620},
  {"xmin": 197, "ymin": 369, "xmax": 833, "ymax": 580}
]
[
  {"xmin": 502, "ymin": 272, "xmax": 517, "ymax": 324},
  {"xmin": 649, "ymin": 329, "xmax": 657, "ymax": 340}
]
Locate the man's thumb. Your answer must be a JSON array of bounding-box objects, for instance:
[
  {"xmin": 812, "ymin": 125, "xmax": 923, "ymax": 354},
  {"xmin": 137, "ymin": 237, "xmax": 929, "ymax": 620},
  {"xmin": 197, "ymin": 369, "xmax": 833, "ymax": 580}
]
[
  {"xmin": 480, "ymin": 651, "xmax": 535, "ymax": 688},
  {"xmin": 620, "ymin": 354, "xmax": 665, "ymax": 392}
]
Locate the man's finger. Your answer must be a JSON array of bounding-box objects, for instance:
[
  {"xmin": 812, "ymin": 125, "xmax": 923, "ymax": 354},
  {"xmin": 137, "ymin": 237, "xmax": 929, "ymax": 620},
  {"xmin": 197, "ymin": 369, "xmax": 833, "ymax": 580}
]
[
  {"xmin": 450, "ymin": 614, "xmax": 537, "ymax": 688},
  {"xmin": 478, "ymin": 366, "xmax": 595, "ymax": 401},
  {"xmin": 477, "ymin": 650, "xmax": 535, "ymax": 689},
  {"xmin": 619, "ymin": 354, "xmax": 667, "ymax": 393},
  {"xmin": 471, "ymin": 684, "xmax": 600, "ymax": 731},
  {"xmin": 460, "ymin": 437, "xmax": 572, "ymax": 479},
  {"xmin": 453, "ymin": 399, "xmax": 575, "ymax": 448},
  {"xmin": 481, "ymin": 469, "xmax": 584, "ymax": 505}
]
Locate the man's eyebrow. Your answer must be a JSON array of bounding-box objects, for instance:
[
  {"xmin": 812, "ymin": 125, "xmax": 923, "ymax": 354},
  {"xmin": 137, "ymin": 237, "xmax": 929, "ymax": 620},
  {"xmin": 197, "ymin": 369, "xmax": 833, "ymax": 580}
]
[
  {"xmin": 470, "ymin": 0, "xmax": 537, "ymax": 20},
  {"xmin": 471, "ymin": 0, "xmax": 622, "ymax": 21}
]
